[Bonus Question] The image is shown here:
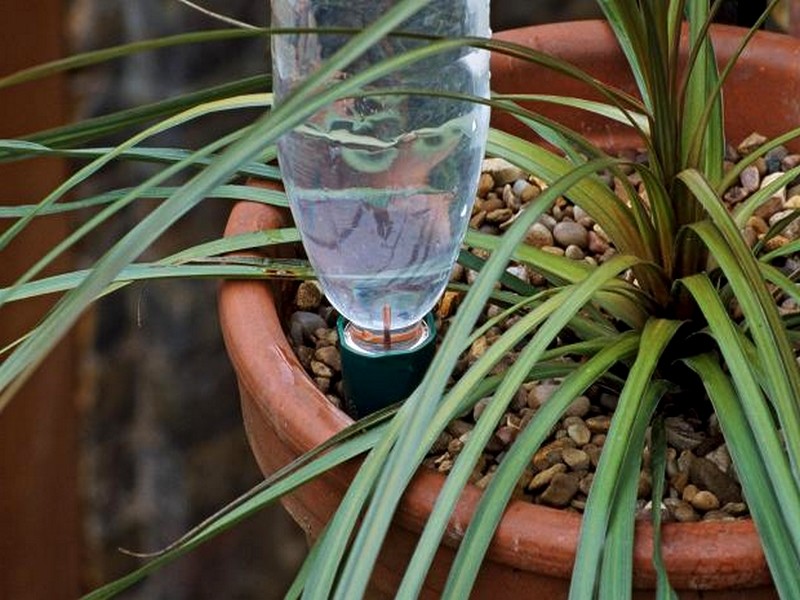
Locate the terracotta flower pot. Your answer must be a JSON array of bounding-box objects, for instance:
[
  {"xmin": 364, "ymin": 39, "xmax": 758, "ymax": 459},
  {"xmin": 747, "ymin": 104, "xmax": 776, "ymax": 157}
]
[{"xmin": 219, "ymin": 21, "xmax": 796, "ymax": 599}]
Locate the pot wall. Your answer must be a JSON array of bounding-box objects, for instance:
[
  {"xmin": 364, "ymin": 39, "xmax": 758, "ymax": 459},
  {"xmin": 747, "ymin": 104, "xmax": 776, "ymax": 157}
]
[{"xmin": 220, "ymin": 21, "xmax": 796, "ymax": 599}]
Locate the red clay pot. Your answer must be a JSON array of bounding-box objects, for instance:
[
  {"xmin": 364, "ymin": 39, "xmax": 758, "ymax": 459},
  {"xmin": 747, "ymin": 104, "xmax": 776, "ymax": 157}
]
[{"xmin": 220, "ymin": 21, "xmax": 796, "ymax": 599}]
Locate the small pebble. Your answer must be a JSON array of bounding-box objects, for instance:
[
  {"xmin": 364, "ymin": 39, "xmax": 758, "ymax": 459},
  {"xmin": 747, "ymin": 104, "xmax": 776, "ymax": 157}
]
[
  {"xmin": 477, "ymin": 172, "xmax": 494, "ymax": 196},
  {"xmin": 314, "ymin": 346, "xmax": 341, "ymax": 372},
  {"xmin": 567, "ymin": 421, "xmax": 592, "ymax": 446},
  {"xmin": 289, "ymin": 311, "xmax": 327, "ymax": 346},
  {"xmin": 564, "ymin": 244, "xmax": 585, "ymax": 260},
  {"xmin": 525, "ymin": 223, "xmax": 553, "ymax": 248},
  {"xmin": 737, "ymin": 132, "xmax": 767, "ymax": 155},
  {"xmin": 564, "ymin": 396, "xmax": 591, "ymax": 418},
  {"xmin": 691, "ymin": 490, "xmax": 721, "ymax": 512},
  {"xmin": 532, "ymin": 438, "xmax": 575, "ymax": 470},
  {"xmin": 482, "ymin": 157, "xmax": 526, "ymax": 186},
  {"xmin": 561, "ymin": 447, "xmax": 590, "ymax": 470},
  {"xmin": 310, "ymin": 360, "xmax": 333, "ymax": 378},
  {"xmin": 740, "ymin": 165, "xmax": 761, "ymax": 192},
  {"xmin": 553, "ymin": 221, "xmax": 589, "ymax": 249},
  {"xmin": 539, "ymin": 472, "xmax": 580, "ymax": 507},
  {"xmin": 586, "ymin": 415, "xmax": 611, "ymax": 433},
  {"xmin": 528, "ymin": 463, "xmax": 568, "ymax": 491}
]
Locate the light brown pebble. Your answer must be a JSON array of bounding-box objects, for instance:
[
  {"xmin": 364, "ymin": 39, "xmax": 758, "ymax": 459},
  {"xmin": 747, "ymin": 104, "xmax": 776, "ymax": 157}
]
[
  {"xmin": 682, "ymin": 484, "xmax": 699, "ymax": 503},
  {"xmin": 561, "ymin": 447, "xmax": 590, "ymax": 470},
  {"xmin": 524, "ymin": 222, "xmax": 554, "ymax": 248},
  {"xmin": 436, "ymin": 457, "xmax": 453, "ymax": 473},
  {"xmin": 487, "ymin": 207, "xmax": 513, "ymax": 224},
  {"xmin": 541, "ymin": 245, "xmax": 566, "ymax": 256},
  {"xmin": 436, "ymin": 290, "xmax": 461, "ymax": 319},
  {"xmin": 528, "ymin": 463, "xmax": 568, "ymax": 491},
  {"xmin": 532, "ymin": 438, "xmax": 575, "ymax": 470},
  {"xmin": 447, "ymin": 437, "xmax": 464, "ymax": 455},
  {"xmin": 314, "ymin": 377, "xmax": 331, "ymax": 393},
  {"xmin": 470, "ymin": 210, "xmax": 487, "ymax": 229},
  {"xmin": 468, "ymin": 336, "xmax": 489, "ymax": 362},
  {"xmin": 737, "ymin": 132, "xmax": 768, "ymax": 155},
  {"xmin": 564, "ymin": 396, "xmax": 591, "ymax": 418},
  {"xmin": 475, "ymin": 471, "xmax": 495, "ymax": 490},
  {"xmin": 314, "ymin": 346, "xmax": 342, "ymax": 372},
  {"xmin": 567, "ymin": 420, "xmax": 592, "ymax": 446},
  {"xmin": 742, "ymin": 226, "xmax": 758, "ymax": 248},
  {"xmin": 584, "ymin": 444, "xmax": 602, "ymax": 468},
  {"xmin": 539, "ymin": 472, "xmax": 581, "ymax": 507},
  {"xmin": 764, "ymin": 235, "xmax": 790, "ymax": 251},
  {"xmin": 753, "ymin": 195, "xmax": 784, "ymax": 221},
  {"xmin": 477, "ymin": 172, "xmax": 495, "ymax": 196},
  {"xmin": 314, "ymin": 328, "xmax": 338, "ymax": 347},
  {"xmin": 665, "ymin": 498, "xmax": 700, "ymax": 523},
  {"xmin": 703, "ymin": 510, "xmax": 736, "ymax": 522},
  {"xmin": 310, "ymin": 360, "xmax": 333, "ymax": 378},
  {"xmin": 519, "ymin": 180, "xmax": 541, "ymax": 203},
  {"xmin": 722, "ymin": 502, "xmax": 748, "ymax": 516},
  {"xmin": 295, "ymin": 281, "xmax": 323, "ymax": 310},
  {"xmin": 586, "ymin": 415, "xmax": 611, "ymax": 433},
  {"xmin": 746, "ymin": 215, "xmax": 769, "ymax": 235},
  {"xmin": 590, "ymin": 434, "xmax": 606, "ymax": 446},
  {"xmin": 690, "ymin": 490, "xmax": 720, "ymax": 512},
  {"xmin": 570, "ymin": 498, "xmax": 587, "ymax": 511}
]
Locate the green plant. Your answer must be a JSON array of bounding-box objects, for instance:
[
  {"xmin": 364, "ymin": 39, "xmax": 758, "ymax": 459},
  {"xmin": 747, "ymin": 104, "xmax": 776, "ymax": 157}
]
[{"xmin": 2, "ymin": 1, "xmax": 800, "ymax": 598}]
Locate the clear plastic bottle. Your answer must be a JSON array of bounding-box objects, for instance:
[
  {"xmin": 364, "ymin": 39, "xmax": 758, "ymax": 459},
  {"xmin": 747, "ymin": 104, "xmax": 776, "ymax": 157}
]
[{"xmin": 273, "ymin": 0, "xmax": 490, "ymax": 347}]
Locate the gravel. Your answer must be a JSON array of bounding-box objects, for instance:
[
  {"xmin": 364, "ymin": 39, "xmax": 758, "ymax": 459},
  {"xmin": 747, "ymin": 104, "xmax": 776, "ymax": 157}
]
[{"xmin": 285, "ymin": 134, "xmax": 800, "ymax": 522}]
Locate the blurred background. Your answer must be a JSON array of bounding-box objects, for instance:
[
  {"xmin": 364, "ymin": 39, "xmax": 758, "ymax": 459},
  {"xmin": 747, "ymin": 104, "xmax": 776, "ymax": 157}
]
[{"xmin": 0, "ymin": 1, "xmax": 797, "ymax": 599}]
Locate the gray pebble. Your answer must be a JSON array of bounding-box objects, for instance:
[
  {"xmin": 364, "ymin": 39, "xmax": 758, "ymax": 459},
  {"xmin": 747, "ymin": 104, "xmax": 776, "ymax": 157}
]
[
  {"xmin": 740, "ymin": 165, "xmax": 761, "ymax": 192},
  {"xmin": 553, "ymin": 220, "xmax": 589, "ymax": 249},
  {"xmin": 289, "ymin": 311, "xmax": 327, "ymax": 346}
]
